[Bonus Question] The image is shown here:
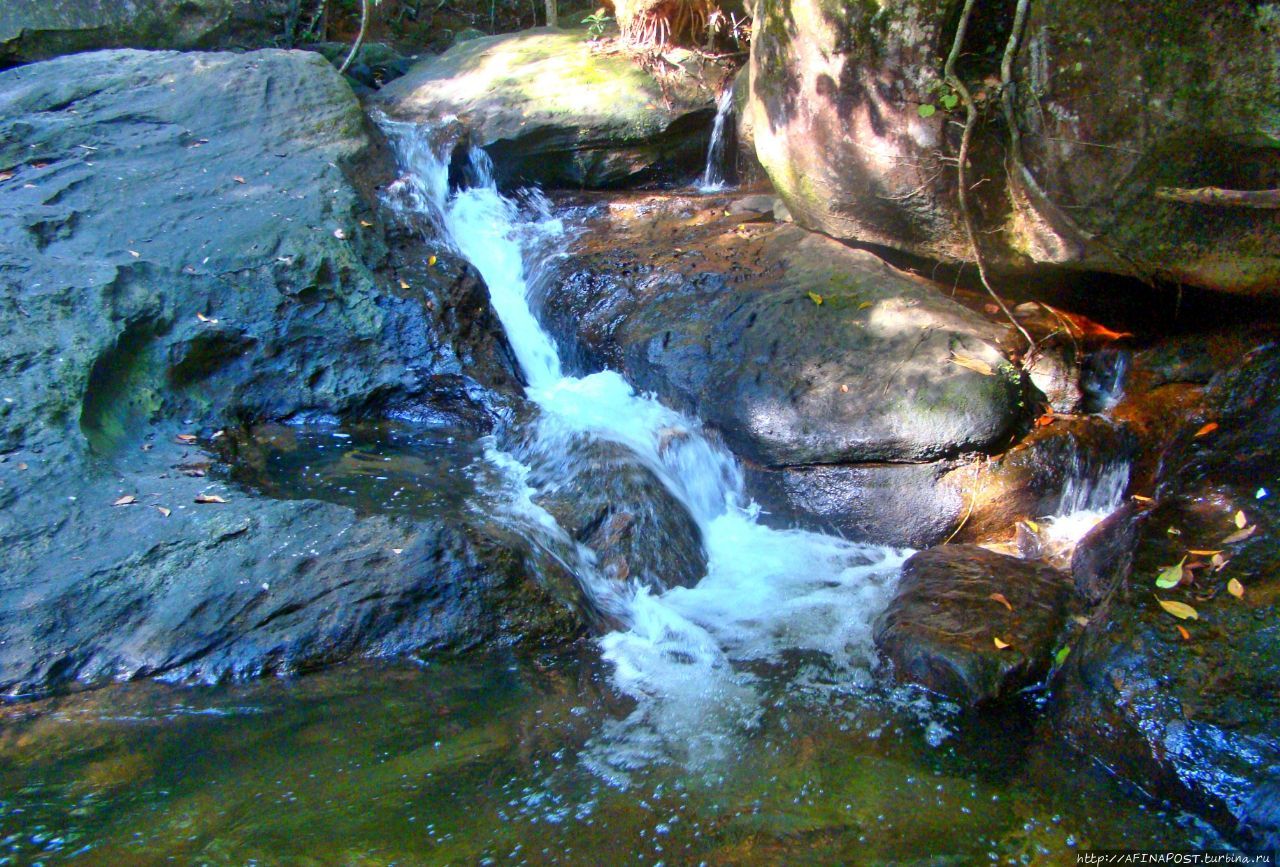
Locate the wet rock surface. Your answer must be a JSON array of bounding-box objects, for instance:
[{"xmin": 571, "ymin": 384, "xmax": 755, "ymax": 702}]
[
  {"xmin": 874, "ymin": 545, "xmax": 1072, "ymax": 705},
  {"xmin": 0, "ymin": 0, "xmax": 293, "ymax": 67},
  {"xmin": 376, "ymin": 29, "xmax": 727, "ymax": 188},
  {"xmin": 520, "ymin": 435, "xmax": 707, "ymax": 593},
  {"xmin": 1056, "ymin": 343, "xmax": 1280, "ymax": 848},
  {"xmin": 0, "ymin": 49, "xmax": 578, "ymax": 697},
  {"xmin": 545, "ymin": 192, "xmax": 1030, "ymax": 545}
]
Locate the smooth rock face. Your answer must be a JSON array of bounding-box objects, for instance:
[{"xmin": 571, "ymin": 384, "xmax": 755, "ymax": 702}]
[
  {"xmin": 0, "ymin": 50, "xmax": 577, "ymax": 696},
  {"xmin": 0, "ymin": 0, "xmax": 292, "ymax": 67},
  {"xmin": 1056, "ymin": 343, "xmax": 1280, "ymax": 848},
  {"xmin": 548, "ymin": 205, "xmax": 1028, "ymax": 467},
  {"xmin": 375, "ymin": 29, "xmax": 722, "ymax": 188},
  {"xmin": 874, "ymin": 545, "xmax": 1072, "ymax": 705},
  {"xmin": 522, "ymin": 436, "xmax": 707, "ymax": 594},
  {"xmin": 748, "ymin": 0, "xmax": 1280, "ymax": 294},
  {"xmin": 544, "ymin": 193, "xmax": 1029, "ymax": 546}
]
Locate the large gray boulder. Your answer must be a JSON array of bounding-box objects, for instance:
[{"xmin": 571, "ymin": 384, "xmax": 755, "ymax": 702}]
[
  {"xmin": 543, "ymin": 194, "xmax": 1031, "ymax": 545},
  {"xmin": 0, "ymin": 49, "xmax": 579, "ymax": 697},
  {"xmin": 376, "ymin": 29, "xmax": 727, "ymax": 188},
  {"xmin": 0, "ymin": 0, "xmax": 293, "ymax": 67},
  {"xmin": 747, "ymin": 0, "xmax": 1280, "ymax": 295}
]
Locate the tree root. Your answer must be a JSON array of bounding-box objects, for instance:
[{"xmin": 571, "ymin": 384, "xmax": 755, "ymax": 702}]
[
  {"xmin": 943, "ymin": 0, "xmax": 1035, "ymax": 353},
  {"xmin": 1155, "ymin": 186, "xmax": 1280, "ymax": 209}
]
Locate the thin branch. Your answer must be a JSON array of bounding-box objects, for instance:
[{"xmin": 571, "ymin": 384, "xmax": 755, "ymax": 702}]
[
  {"xmin": 944, "ymin": 0, "xmax": 1035, "ymax": 351},
  {"xmin": 338, "ymin": 0, "xmax": 372, "ymax": 75},
  {"xmin": 1155, "ymin": 186, "xmax": 1280, "ymax": 209}
]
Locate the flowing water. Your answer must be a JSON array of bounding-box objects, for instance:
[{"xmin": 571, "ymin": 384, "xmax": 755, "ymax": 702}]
[
  {"xmin": 698, "ymin": 89, "xmax": 736, "ymax": 193},
  {"xmin": 0, "ymin": 124, "xmax": 1212, "ymax": 864}
]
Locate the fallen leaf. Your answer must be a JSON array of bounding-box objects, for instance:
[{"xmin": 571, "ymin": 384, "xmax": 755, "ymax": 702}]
[
  {"xmin": 155, "ymin": 506, "xmax": 171, "ymax": 517},
  {"xmin": 807, "ymin": 291, "xmax": 824, "ymax": 306},
  {"xmin": 1024, "ymin": 519, "xmax": 1040, "ymax": 533},
  {"xmin": 839, "ymin": 384, "xmax": 849, "ymax": 393},
  {"xmin": 211, "ymin": 430, "xmax": 225, "ymax": 440},
  {"xmin": 112, "ymin": 495, "xmax": 137, "ymax": 506},
  {"xmin": 196, "ymin": 312, "xmax": 219, "ymax": 324},
  {"xmin": 949, "ymin": 353, "xmax": 995, "ymax": 376},
  {"xmin": 1034, "ymin": 413, "xmax": 1055, "ymax": 427},
  {"xmin": 333, "ymin": 228, "xmax": 347, "ymax": 240},
  {"xmin": 1187, "ymin": 549, "xmax": 1221, "ymax": 556},
  {"xmin": 233, "ymin": 176, "xmax": 246, "ymax": 184},
  {"xmin": 17, "ymin": 462, "xmax": 28, "ymax": 471},
  {"xmin": 1167, "ymin": 526, "xmax": 1182, "ymax": 536},
  {"xmin": 1155, "ymin": 556, "xmax": 1187, "ymax": 589},
  {"xmin": 1212, "ymin": 553, "xmax": 1229, "ymax": 572},
  {"xmin": 858, "ymin": 301, "xmax": 873, "ymax": 310},
  {"xmin": 428, "ymin": 254, "xmax": 438, "ymax": 267},
  {"xmin": 1194, "ymin": 422, "xmax": 1218, "ymax": 438},
  {"xmin": 1054, "ymin": 646, "xmax": 1071, "ymax": 666},
  {"xmin": 128, "ymin": 250, "xmax": 140, "ymax": 258},
  {"xmin": 1227, "ymin": 578, "xmax": 1245, "ymax": 599},
  {"xmin": 988, "ymin": 592, "xmax": 1013, "ymax": 612},
  {"xmin": 175, "ymin": 434, "xmax": 198, "ymax": 444},
  {"xmin": 1234, "ymin": 510, "xmax": 1248, "ymax": 529},
  {"xmin": 360, "ymin": 220, "xmax": 373, "ymax": 227},
  {"xmin": 1177, "ymin": 625, "xmax": 1190, "ymax": 641},
  {"xmin": 1156, "ymin": 597, "xmax": 1199, "ymax": 620},
  {"xmin": 391, "ymin": 548, "xmax": 403, "ymax": 555},
  {"xmin": 1221, "ymin": 525, "xmax": 1256, "ymax": 544},
  {"xmin": 1132, "ymin": 494, "xmax": 1154, "ymax": 503},
  {"xmin": 1072, "ymin": 615, "xmax": 1090, "ymax": 627},
  {"xmin": 993, "ymin": 636, "xmax": 1010, "ymax": 649},
  {"xmin": 399, "ymin": 280, "xmax": 411, "ymax": 290},
  {"xmin": 194, "ymin": 494, "xmax": 227, "ymax": 504},
  {"xmin": 0, "ymin": 170, "xmax": 13, "ymax": 182}
]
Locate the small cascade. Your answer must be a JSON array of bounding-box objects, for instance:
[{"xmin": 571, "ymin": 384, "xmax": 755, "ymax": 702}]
[
  {"xmin": 698, "ymin": 88, "xmax": 736, "ymax": 193},
  {"xmin": 1035, "ymin": 454, "xmax": 1131, "ymax": 563},
  {"xmin": 380, "ymin": 119, "xmax": 907, "ymax": 775}
]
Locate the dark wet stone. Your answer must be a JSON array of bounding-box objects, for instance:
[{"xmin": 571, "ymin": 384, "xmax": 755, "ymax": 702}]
[
  {"xmin": 0, "ymin": 0, "xmax": 293, "ymax": 67},
  {"xmin": 0, "ymin": 49, "xmax": 575, "ymax": 697},
  {"xmin": 874, "ymin": 545, "xmax": 1072, "ymax": 705},
  {"xmin": 1055, "ymin": 342, "xmax": 1280, "ymax": 848}
]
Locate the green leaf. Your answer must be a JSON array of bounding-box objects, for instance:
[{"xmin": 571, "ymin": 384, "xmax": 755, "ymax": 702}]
[
  {"xmin": 1155, "ymin": 556, "xmax": 1187, "ymax": 589},
  {"xmin": 917, "ymin": 104, "xmax": 937, "ymax": 118},
  {"xmin": 807, "ymin": 291, "xmax": 824, "ymax": 306},
  {"xmin": 940, "ymin": 93, "xmax": 959, "ymax": 110},
  {"xmin": 1054, "ymin": 646, "xmax": 1071, "ymax": 667}
]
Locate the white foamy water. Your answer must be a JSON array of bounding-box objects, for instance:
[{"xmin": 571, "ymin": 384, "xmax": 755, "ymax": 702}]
[
  {"xmin": 698, "ymin": 87, "xmax": 736, "ymax": 193},
  {"xmin": 381, "ymin": 120, "xmax": 908, "ymax": 773}
]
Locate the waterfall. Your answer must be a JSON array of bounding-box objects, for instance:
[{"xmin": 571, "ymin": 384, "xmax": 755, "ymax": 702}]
[
  {"xmin": 380, "ymin": 120, "xmax": 907, "ymax": 774},
  {"xmin": 698, "ymin": 88, "xmax": 736, "ymax": 193}
]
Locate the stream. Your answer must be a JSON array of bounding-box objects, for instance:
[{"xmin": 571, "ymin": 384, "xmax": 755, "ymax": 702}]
[{"xmin": 0, "ymin": 125, "xmax": 1221, "ymax": 864}]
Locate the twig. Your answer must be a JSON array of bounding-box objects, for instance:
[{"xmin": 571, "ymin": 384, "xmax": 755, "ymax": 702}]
[
  {"xmin": 1155, "ymin": 186, "xmax": 1280, "ymax": 209},
  {"xmin": 337, "ymin": 0, "xmax": 371, "ymax": 74},
  {"xmin": 944, "ymin": 0, "xmax": 1034, "ymax": 351}
]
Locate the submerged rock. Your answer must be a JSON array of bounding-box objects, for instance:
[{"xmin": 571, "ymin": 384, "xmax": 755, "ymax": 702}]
[
  {"xmin": 874, "ymin": 545, "xmax": 1072, "ymax": 705},
  {"xmin": 0, "ymin": 0, "xmax": 292, "ymax": 67},
  {"xmin": 747, "ymin": 0, "xmax": 1280, "ymax": 295},
  {"xmin": 1055, "ymin": 343, "xmax": 1280, "ymax": 848},
  {"xmin": 0, "ymin": 49, "xmax": 576, "ymax": 697},
  {"xmin": 375, "ymin": 29, "xmax": 726, "ymax": 188}
]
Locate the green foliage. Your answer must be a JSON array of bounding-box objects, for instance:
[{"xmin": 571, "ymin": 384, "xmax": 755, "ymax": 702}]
[{"xmin": 582, "ymin": 9, "xmax": 613, "ymax": 39}]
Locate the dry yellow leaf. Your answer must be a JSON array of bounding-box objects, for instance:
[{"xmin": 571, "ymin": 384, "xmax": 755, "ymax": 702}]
[
  {"xmin": 155, "ymin": 506, "xmax": 171, "ymax": 517},
  {"xmin": 399, "ymin": 280, "xmax": 411, "ymax": 290},
  {"xmin": 993, "ymin": 637, "xmax": 1010, "ymax": 650},
  {"xmin": 1187, "ymin": 549, "xmax": 1222, "ymax": 556},
  {"xmin": 175, "ymin": 434, "xmax": 197, "ymax": 444},
  {"xmin": 1227, "ymin": 578, "xmax": 1245, "ymax": 599},
  {"xmin": 1194, "ymin": 422, "xmax": 1218, "ymax": 437},
  {"xmin": 1131, "ymin": 494, "xmax": 1154, "ymax": 503},
  {"xmin": 949, "ymin": 353, "xmax": 995, "ymax": 376},
  {"xmin": 989, "ymin": 592, "xmax": 1013, "ymax": 612},
  {"xmin": 428, "ymin": 254, "xmax": 438, "ymax": 267},
  {"xmin": 1234, "ymin": 510, "xmax": 1247, "ymax": 529},
  {"xmin": 112, "ymin": 495, "xmax": 136, "ymax": 506},
  {"xmin": 194, "ymin": 494, "xmax": 227, "ymax": 504},
  {"xmin": 1222, "ymin": 525, "xmax": 1256, "ymax": 544},
  {"xmin": 1155, "ymin": 597, "xmax": 1199, "ymax": 620}
]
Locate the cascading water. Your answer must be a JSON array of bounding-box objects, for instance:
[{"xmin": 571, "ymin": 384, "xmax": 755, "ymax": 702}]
[
  {"xmin": 381, "ymin": 119, "xmax": 909, "ymax": 775},
  {"xmin": 698, "ymin": 88, "xmax": 736, "ymax": 193}
]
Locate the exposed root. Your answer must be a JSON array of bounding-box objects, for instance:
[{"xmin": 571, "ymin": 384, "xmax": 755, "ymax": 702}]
[
  {"xmin": 616, "ymin": 0, "xmax": 714, "ymax": 48},
  {"xmin": 943, "ymin": 0, "xmax": 1035, "ymax": 353}
]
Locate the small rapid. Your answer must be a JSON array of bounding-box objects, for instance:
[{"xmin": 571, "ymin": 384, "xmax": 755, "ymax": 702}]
[{"xmin": 382, "ymin": 120, "xmax": 908, "ymax": 773}]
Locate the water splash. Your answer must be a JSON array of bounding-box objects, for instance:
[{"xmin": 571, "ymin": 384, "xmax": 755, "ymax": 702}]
[
  {"xmin": 380, "ymin": 120, "xmax": 906, "ymax": 778},
  {"xmin": 698, "ymin": 88, "xmax": 736, "ymax": 193}
]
